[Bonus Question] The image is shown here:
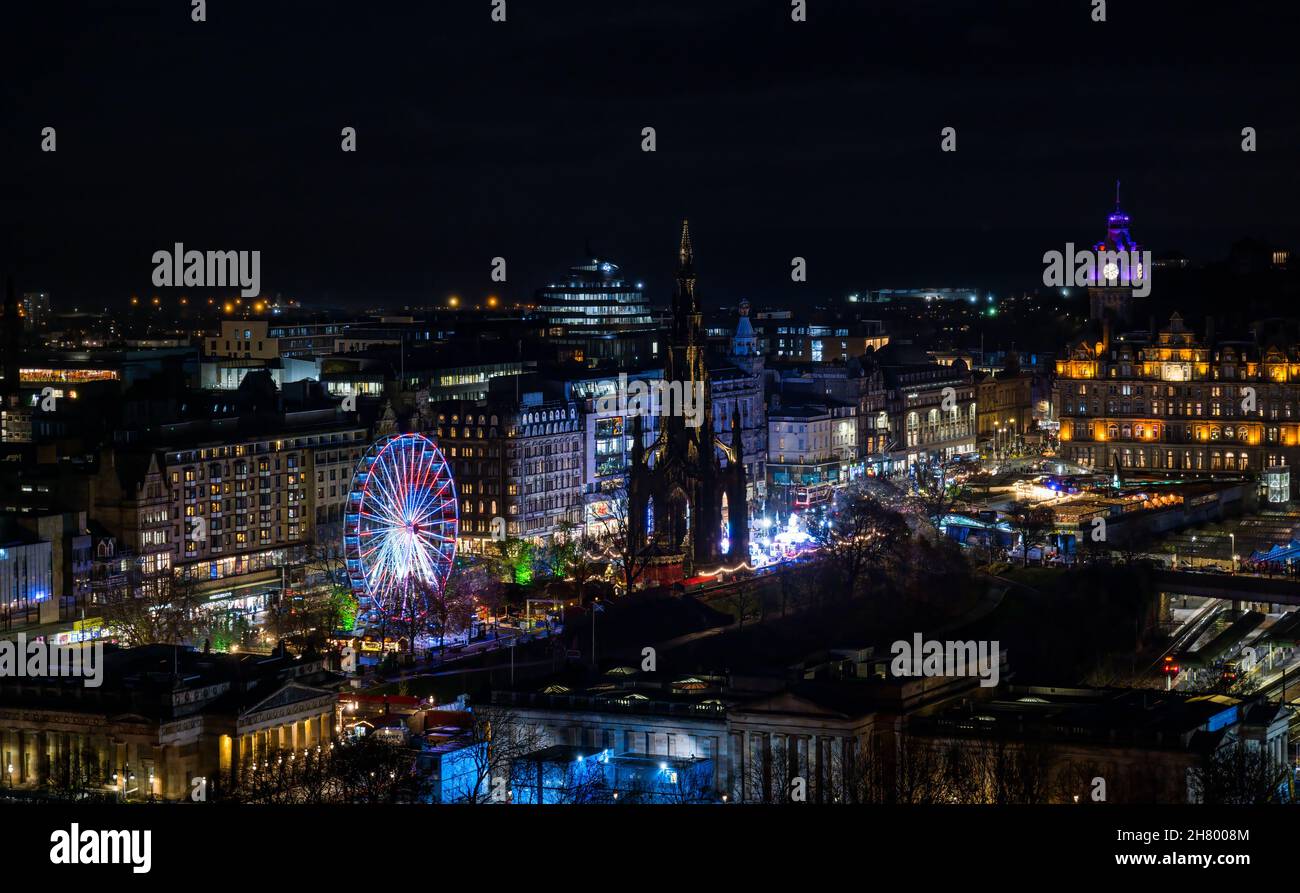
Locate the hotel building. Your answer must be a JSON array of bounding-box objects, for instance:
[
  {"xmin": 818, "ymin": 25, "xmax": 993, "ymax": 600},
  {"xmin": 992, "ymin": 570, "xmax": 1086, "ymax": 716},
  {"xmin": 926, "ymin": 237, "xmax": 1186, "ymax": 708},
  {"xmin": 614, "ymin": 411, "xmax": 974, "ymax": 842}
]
[
  {"xmin": 1055, "ymin": 314, "xmax": 1300, "ymax": 498},
  {"xmin": 94, "ymin": 419, "xmax": 369, "ymax": 599}
]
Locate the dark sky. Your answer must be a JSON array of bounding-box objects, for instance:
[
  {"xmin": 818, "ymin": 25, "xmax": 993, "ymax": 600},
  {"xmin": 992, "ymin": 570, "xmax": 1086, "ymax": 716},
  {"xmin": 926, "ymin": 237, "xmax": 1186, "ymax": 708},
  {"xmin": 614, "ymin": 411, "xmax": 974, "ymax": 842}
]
[{"xmin": 3, "ymin": 0, "xmax": 1298, "ymax": 312}]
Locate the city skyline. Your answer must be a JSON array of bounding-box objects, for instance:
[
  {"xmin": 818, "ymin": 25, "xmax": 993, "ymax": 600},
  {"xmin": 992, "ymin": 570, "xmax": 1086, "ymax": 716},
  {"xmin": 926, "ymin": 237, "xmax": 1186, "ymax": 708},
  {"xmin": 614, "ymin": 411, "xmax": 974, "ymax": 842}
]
[
  {"xmin": 4, "ymin": 0, "xmax": 1300, "ymax": 308},
  {"xmin": 2, "ymin": 0, "xmax": 1298, "ymax": 872}
]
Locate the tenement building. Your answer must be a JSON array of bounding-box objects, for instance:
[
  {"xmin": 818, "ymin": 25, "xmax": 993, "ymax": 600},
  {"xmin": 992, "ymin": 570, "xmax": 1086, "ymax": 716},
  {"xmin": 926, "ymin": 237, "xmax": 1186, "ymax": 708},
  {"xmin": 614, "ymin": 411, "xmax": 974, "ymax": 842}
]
[
  {"xmin": 1055, "ymin": 314, "xmax": 1300, "ymax": 497},
  {"xmin": 430, "ymin": 391, "xmax": 584, "ymax": 552}
]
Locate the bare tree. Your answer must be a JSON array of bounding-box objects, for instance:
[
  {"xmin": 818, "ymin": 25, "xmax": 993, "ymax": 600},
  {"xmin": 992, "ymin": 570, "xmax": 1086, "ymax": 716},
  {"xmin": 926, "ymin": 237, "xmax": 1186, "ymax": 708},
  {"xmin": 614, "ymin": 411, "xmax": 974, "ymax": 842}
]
[
  {"xmin": 301, "ymin": 536, "xmax": 348, "ymax": 592},
  {"xmin": 743, "ymin": 734, "xmax": 802, "ymax": 804},
  {"xmin": 264, "ymin": 580, "xmax": 351, "ymax": 652},
  {"xmin": 236, "ymin": 735, "xmax": 430, "ymax": 804},
  {"xmin": 413, "ymin": 571, "xmax": 476, "ymax": 659},
  {"xmin": 814, "ymin": 487, "xmax": 911, "ymax": 596},
  {"xmin": 101, "ymin": 565, "xmax": 206, "ymax": 646},
  {"xmin": 549, "ymin": 517, "xmax": 601, "ymax": 602},
  {"xmin": 45, "ymin": 744, "xmax": 110, "ymax": 801},
  {"xmin": 512, "ymin": 756, "xmax": 609, "ymax": 804},
  {"xmin": 330, "ymin": 733, "xmax": 431, "ymax": 804},
  {"xmin": 596, "ymin": 488, "xmax": 656, "ymax": 596},
  {"xmin": 731, "ymin": 579, "xmax": 763, "ymax": 630},
  {"xmin": 910, "ymin": 457, "xmax": 969, "ymax": 531},
  {"xmin": 965, "ymin": 738, "xmax": 1059, "ymax": 804},
  {"xmin": 890, "ymin": 735, "xmax": 950, "ymax": 804},
  {"xmin": 619, "ymin": 760, "xmax": 715, "ymax": 804},
  {"xmin": 1188, "ymin": 740, "xmax": 1289, "ymax": 804},
  {"xmin": 1004, "ymin": 501, "xmax": 1056, "ymax": 567},
  {"xmin": 450, "ymin": 705, "xmax": 548, "ymax": 804}
]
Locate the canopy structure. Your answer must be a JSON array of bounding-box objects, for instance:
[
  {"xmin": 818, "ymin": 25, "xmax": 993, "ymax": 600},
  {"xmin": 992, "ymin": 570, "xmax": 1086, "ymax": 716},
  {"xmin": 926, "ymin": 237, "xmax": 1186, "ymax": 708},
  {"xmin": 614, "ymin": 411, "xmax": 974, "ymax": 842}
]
[{"xmin": 1248, "ymin": 540, "xmax": 1300, "ymax": 564}]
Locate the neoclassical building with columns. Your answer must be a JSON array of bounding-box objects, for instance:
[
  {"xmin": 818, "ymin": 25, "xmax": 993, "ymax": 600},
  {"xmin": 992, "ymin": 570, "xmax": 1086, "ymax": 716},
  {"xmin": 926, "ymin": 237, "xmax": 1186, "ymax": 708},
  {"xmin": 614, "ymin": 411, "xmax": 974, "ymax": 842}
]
[
  {"xmin": 0, "ymin": 643, "xmax": 340, "ymax": 800},
  {"xmin": 491, "ymin": 650, "xmax": 990, "ymax": 804}
]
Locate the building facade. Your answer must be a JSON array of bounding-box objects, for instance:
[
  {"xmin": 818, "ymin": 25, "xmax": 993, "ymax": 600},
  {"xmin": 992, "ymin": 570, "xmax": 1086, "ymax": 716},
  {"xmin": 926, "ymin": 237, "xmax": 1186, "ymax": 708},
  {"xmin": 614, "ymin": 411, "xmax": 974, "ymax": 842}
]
[
  {"xmin": 1055, "ymin": 313, "xmax": 1300, "ymax": 496},
  {"xmin": 0, "ymin": 645, "xmax": 339, "ymax": 801},
  {"xmin": 876, "ymin": 359, "xmax": 978, "ymax": 469},
  {"xmin": 95, "ymin": 421, "xmax": 368, "ymax": 598},
  {"xmin": 767, "ymin": 403, "xmax": 858, "ymax": 513},
  {"xmin": 709, "ymin": 300, "xmax": 767, "ymax": 515},
  {"xmin": 430, "ymin": 396, "xmax": 584, "ymax": 552},
  {"xmin": 535, "ymin": 257, "xmax": 659, "ymax": 368},
  {"xmin": 976, "ymin": 359, "xmax": 1042, "ymax": 457}
]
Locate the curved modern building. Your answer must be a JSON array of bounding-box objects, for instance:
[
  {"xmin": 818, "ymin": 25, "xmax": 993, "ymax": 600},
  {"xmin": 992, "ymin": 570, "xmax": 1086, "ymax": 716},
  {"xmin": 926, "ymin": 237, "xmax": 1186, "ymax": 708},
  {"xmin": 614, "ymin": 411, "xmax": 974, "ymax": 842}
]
[{"xmin": 535, "ymin": 258, "xmax": 659, "ymax": 368}]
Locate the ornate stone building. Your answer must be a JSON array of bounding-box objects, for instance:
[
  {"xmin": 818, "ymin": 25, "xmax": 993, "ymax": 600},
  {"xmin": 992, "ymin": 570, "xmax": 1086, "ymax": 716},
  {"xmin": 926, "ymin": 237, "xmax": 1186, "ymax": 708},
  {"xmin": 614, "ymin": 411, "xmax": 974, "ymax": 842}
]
[
  {"xmin": 1055, "ymin": 313, "xmax": 1300, "ymax": 497},
  {"xmin": 429, "ymin": 394, "xmax": 584, "ymax": 552},
  {"xmin": 629, "ymin": 222, "xmax": 747, "ymax": 568},
  {"xmin": 0, "ymin": 645, "xmax": 338, "ymax": 801},
  {"xmin": 709, "ymin": 299, "xmax": 767, "ymax": 515}
]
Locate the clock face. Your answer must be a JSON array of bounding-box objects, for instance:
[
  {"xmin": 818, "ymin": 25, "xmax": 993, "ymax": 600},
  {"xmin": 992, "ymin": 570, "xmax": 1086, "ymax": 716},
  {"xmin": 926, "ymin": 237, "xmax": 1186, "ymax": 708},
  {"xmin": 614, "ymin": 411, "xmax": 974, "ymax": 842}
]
[{"xmin": 1103, "ymin": 262, "xmax": 1120, "ymax": 282}]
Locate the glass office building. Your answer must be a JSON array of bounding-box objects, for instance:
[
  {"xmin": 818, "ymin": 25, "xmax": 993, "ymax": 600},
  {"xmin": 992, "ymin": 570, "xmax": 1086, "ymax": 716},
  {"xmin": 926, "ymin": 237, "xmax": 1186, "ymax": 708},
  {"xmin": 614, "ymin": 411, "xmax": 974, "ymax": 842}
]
[{"xmin": 535, "ymin": 259, "xmax": 659, "ymax": 367}]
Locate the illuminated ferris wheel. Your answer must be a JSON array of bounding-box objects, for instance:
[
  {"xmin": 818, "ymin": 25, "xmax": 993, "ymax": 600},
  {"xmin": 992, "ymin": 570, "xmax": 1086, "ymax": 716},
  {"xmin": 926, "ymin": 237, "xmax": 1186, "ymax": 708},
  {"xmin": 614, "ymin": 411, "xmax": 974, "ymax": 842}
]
[{"xmin": 344, "ymin": 433, "xmax": 458, "ymax": 623}]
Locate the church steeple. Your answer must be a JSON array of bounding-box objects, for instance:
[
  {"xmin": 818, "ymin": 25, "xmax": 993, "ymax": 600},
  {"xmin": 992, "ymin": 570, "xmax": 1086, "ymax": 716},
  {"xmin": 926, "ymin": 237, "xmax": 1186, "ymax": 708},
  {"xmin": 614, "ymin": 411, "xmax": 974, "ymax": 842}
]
[
  {"xmin": 678, "ymin": 219, "xmax": 694, "ymax": 269},
  {"xmin": 671, "ymin": 218, "xmax": 701, "ymax": 343}
]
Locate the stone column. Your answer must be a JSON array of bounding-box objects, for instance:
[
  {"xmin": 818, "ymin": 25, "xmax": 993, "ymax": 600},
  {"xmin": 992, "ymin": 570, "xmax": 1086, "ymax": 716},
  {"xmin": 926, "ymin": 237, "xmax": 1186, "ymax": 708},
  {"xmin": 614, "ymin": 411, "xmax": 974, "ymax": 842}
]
[
  {"xmin": 151, "ymin": 744, "xmax": 165, "ymax": 800},
  {"xmin": 230, "ymin": 735, "xmax": 242, "ymax": 790},
  {"xmin": 35, "ymin": 731, "xmax": 49, "ymax": 786}
]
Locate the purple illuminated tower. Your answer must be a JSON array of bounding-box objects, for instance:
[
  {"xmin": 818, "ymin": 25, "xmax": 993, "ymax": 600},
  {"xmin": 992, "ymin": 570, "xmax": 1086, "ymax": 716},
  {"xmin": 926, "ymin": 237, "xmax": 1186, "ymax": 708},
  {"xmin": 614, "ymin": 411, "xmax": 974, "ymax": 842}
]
[
  {"xmin": 1088, "ymin": 180, "xmax": 1143, "ymax": 324},
  {"xmin": 1094, "ymin": 180, "xmax": 1139, "ymax": 256}
]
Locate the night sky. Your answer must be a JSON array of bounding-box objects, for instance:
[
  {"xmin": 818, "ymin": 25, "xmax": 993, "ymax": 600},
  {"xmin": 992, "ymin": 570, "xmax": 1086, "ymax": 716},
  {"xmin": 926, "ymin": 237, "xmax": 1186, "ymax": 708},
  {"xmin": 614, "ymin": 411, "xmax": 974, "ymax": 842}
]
[{"xmin": 3, "ymin": 0, "xmax": 1298, "ymax": 311}]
